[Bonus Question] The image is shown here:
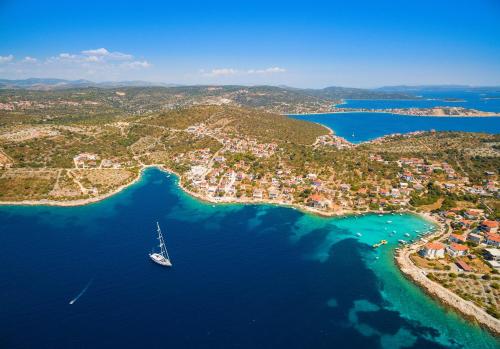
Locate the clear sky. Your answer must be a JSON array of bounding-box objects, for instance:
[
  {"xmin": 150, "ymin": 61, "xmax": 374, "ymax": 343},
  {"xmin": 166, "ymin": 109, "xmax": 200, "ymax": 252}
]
[{"xmin": 1, "ymin": 0, "xmax": 499, "ymax": 88}]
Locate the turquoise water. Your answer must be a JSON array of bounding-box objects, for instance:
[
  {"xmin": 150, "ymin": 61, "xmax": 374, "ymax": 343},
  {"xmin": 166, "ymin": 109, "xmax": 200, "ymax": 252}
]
[{"xmin": 0, "ymin": 168, "xmax": 497, "ymax": 348}]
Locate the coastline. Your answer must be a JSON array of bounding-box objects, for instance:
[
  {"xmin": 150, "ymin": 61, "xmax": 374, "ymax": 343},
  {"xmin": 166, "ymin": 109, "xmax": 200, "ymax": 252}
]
[
  {"xmin": 395, "ymin": 219, "xmax": 500, "ymax": 337},
  {"xmin": 1, "ymin": 166, "xmax": 499, "ymax": 336},
  {"xmin": 288, "ymin": 110, "xmax": 500, "ymax": 117}
]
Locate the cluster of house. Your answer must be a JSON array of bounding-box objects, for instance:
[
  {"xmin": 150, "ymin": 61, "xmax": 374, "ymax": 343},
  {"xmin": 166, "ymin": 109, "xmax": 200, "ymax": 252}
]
[
  {"xmin": 419, "ymin": 216, "xmax": 500, "ymax": 272},
  {"xmin": 73, "ymin": 153, "xmax": 121, "ymax": 169},
  {"xmin": 314, "ymin": 134, "xmax": 353, "ymax": 149},
  {"xmin": 187, "ymin": 123, "xmax": 278, "ymax": 158},
  {"xmin": 370, "ymin": 155, "xmax": 498, "ymax": 200},
  {"xmin": 221, "ymin": 138, "xmax": 278, "ymax": 158}
]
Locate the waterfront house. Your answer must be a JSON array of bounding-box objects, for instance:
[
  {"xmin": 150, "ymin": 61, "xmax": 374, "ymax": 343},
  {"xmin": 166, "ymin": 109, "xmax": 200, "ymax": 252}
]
[
  {"xmin": 447, "ymin": 243, "xmax": 468, "ymax": 257},
  {"xmin": 253, "ymin": 189, "xmax": 263, "ymax": 199},
  {"xmin": 308, "ymin": 194, "xmax": 331, "ymax": 209},
  {"xmin": 268, "ymin": 188, "xmax": 279, "ymax": 199},
  {"xmin": 419, "ymin": 242, "xmax": 445, "ymax": 259}
]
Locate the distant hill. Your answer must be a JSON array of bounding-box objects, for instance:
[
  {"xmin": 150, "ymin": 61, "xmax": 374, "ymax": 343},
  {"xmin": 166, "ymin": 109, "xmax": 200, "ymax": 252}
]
[
  {"xmin": 306, "ymin": 86, "xmax": 418, "ymax": 100},
  {"xmin": 0, "ymin": 78, "xmax": 179, "ymax": 90},
  {"xmin": 0, "ymin": 78, "xmax": 417, "ymax": 100},
  {"xmin": 0, "ymin": 83, "xmax": 422, "ymax": 119}
]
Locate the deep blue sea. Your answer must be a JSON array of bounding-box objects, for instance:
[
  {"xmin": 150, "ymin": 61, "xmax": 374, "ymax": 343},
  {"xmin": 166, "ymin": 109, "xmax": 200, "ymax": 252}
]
[
  {"xmin": 0, "ymin": 168, "xmax": 498, "ymax": 348},
  {"xmin": 289, "ymin": 90, "xmax": 500, "ymax": 143}
]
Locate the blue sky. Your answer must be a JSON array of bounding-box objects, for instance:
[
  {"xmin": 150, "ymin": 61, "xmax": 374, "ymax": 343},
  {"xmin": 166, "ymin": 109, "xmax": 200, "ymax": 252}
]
[{"xmin": 0, "ymin": 0, "xmax": 499, "ymax": 87}]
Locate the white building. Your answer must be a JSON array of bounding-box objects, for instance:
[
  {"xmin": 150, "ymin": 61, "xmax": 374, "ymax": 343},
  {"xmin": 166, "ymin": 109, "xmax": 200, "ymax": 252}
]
[{"xmin": 419, "ymin": 242, "xmax": 445, "ymax": 259}]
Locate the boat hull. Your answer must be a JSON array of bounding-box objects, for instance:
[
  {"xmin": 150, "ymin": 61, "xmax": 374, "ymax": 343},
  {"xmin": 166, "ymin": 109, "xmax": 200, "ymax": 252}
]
[{"xmin": 149, "ymin": 253, "xmax": 172, "ymax": 267}]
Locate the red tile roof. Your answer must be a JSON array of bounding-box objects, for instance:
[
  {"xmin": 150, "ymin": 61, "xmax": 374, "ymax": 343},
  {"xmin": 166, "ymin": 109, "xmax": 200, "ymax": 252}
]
[
  {"xmin": 482, "ymin": 220, "xmax": 499, "ymax": 228},
  {"xmin": 450, "ymin": 243, "xmax": 468, "ymax": 251},
  {"xmin": 456, "ymin": 260, "xmax": 472, "ymax": 272},
  {"xmin": 309, "ymin": 194, "xmax": 322, "ymax": 201},
  {"xmin": 486, "ymin": 234, "xmax": 500, "ymax": 243},
  {"xmin": 450, "ymin": 234, "xmax": 467, "ymax": 242},
  {"xmin": 425, "ymin": 242, "xmax": 445, "ymax": 250}
]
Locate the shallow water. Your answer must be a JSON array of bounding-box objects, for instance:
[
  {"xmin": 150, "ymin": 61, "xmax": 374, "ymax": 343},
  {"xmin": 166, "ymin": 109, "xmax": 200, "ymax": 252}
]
[{"xmin": 0, "ymin": 168, "xmax": 497, "ymax": 348}]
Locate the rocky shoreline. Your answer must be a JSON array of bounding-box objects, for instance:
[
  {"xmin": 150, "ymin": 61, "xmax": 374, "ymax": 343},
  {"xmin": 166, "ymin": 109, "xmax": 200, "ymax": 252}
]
[{"xmin": 395, "ymin": 224, "xmax": 500, "ymax": 337}]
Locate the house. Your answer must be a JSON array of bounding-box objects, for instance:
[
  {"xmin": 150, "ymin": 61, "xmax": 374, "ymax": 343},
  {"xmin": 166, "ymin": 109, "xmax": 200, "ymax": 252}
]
[
  {"xmin": 455, "ymin": 260, "xmax": 472, "ymax": 272},
  {"xmin": 268, "ymin": 188, "xmax": 279, "ymax": 199},
  {"xmin": 457, "ymin": 219, "xmax": 472, "ymax": 230},
  {"xmin": 419, "ymin": 242, "xmax": 445, "ymax": 259},
  {"xmin": 464, "ymin": 209, "xmax": 483, "ymax": 220},
  {"xmin": 73, "ymin": 153, "xmax": 99, "ymax": 168},
  {"xmin": 448, "ymin": 233, "xmax": 467, "ymax": 244},
  {"xmin": 308, "ymin": 194, "xmax": 331, "ymax": 209},
  {"xmin": 443, "ymin": 183, "xmax": 456, "ymax": 190},
  {"xmin": 401, "ymin": 171, "xmax": 414, "ymax": 182},
  {"xmin": 447, "ymin": 243, "xmax": 469, "ymax": 257},
  {"xmin": 479, "ymin": 220, "xmax": 499, "ymax": 234},
  {"xmin": 485, "ymin": 233, "xmax": 500, "ymax": 248},
  {"xmin": 466, "ymin": 233, "xmax": 483, "ymax": 244},
  {"xmin": 484, "ymin": 248, "xmax": 500, "ymax": 261},
  {"xmin": 253, "ymin": 189, "xmax": 263, "ymax": 199}
]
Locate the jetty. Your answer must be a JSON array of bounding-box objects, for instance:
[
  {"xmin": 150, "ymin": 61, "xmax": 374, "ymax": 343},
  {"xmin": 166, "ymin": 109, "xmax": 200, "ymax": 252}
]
[{"xmin": 372, "ymin": 239, "xmax": 388, "ymax": 248}]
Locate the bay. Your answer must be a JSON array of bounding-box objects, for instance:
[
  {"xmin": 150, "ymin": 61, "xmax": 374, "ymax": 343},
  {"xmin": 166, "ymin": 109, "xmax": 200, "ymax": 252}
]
[{"xmin": 0, "ymin": 168, "xmax": 497, "ymax": 348}]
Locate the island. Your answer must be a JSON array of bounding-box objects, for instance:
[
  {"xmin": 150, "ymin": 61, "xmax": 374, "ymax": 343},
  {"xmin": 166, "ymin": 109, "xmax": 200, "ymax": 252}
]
[
  {"xmin": 0, "ymin": 86, "xmax": 499, "ymax": 335},
  {"xmin": 329, "ymin": 105, "xmax": 500, "ymax": 117}
]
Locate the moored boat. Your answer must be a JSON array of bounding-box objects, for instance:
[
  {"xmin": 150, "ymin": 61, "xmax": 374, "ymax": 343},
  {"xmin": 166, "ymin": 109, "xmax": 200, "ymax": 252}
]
[{"xmin": 149, "ymin": 222, "xmax": 172, "ymax": 267}]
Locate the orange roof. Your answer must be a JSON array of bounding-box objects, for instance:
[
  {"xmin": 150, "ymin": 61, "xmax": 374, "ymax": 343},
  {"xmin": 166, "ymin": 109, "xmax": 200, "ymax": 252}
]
[
  {"xmin": 487, "ymin": 234, "xmax": 500, "ymax": 243},
  {"xmin": 466, "ymin": 209, "xmax": 480, "ymax": 215},
  {"xmin": 450, "ymin": 243, "xmax": 468, "ymax": 251},
  {"xmin": 309, "ymin": 194, "xmax": 322, "ymax": 201},
  {"xmin": 482, "ymin": 220, "xmax": 499, "ymax": 228},
  {"xmin": 425, "ymin": 242, "xmax": 445, "ymax": 250},
  {"xmin": 450, "ymin": 234, "xmax": 466, "ymax": 242}
]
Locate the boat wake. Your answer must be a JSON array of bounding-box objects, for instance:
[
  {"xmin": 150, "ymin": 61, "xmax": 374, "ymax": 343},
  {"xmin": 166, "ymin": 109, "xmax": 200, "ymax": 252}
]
[{"xmin": 69, "ymin": 279, "xmax": 93, "ymax": 305}]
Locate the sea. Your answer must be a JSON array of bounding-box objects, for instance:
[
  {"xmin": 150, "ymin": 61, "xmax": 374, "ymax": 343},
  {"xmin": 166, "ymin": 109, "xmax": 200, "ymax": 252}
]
[
  {"xmin": 289, "ymin": 89, "xmax": 500, "ymax": 143},
  {"xmin": 0, "ymin": 168, "xmax": 498, "ymax": 348}
]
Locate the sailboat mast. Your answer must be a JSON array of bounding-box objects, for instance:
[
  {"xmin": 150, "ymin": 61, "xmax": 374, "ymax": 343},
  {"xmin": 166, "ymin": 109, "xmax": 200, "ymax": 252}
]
[{"xmin": 156, "ymin": 222, "xmax": 170, "ymax": 260}]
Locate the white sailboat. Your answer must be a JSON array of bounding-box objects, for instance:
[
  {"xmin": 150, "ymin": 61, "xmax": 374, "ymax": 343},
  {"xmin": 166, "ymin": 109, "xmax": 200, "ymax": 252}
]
[{"xmin": 149, "ymin": 222, "xmax": 172, "ymax": 267}]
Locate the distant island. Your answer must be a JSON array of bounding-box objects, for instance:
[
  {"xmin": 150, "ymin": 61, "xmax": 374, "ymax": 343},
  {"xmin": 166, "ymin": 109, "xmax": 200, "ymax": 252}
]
[
  {"xmin": 441, "ymin": 98, "xmax": 466, "ymax": 102},
  {"xmin": 329, "ymin": 105, "xmax": 500, "ymax": 117}
]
